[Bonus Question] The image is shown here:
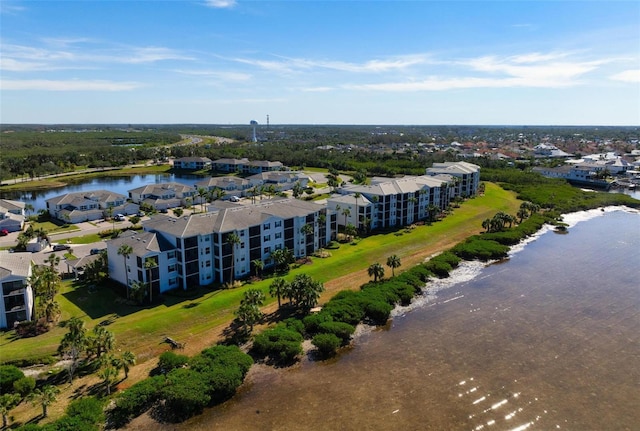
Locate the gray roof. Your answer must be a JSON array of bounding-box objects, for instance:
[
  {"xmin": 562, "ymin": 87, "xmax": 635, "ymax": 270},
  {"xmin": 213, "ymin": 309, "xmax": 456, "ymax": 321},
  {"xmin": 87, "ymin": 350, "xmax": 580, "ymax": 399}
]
[
  {"xmin": 427, "ymin": 161, "xmax": 480, "ymax": 175},
  {"xmin": 46, "ymin": 190, "xmax": 126, "ymax": 206},
  {"xmin": 343, "ymin": 175, "xmax": 448, "ymax": 196},
  {"xmin": 194, "ymin": 176, "xmax": 250, "ymax": 188},
  {"xmin": 0, "ymin": 199, "xmax": 26, "ymax": 212},
  {"xmin": 0, "ymin": 251, "xmax": 32, "ymax": 279},
  {"xmin": 144, "ymin": 198, "xmax": 325, "ymax": 237},
  {"xmin": 107, "ymin": 230, "xmax": 174, "ymax": 256},
  {"xmin": 129, "ymin": 182, "xmax": 194, "ymax": 195}
]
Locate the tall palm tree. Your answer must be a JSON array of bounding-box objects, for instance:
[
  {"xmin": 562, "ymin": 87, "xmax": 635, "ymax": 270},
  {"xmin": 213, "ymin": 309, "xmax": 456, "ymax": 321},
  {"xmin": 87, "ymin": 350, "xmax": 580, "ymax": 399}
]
[
  {"xmin": 353, "ymin": 192, "xmax": 361, "ymax": 231},
  {"xmin": 251, "ymin": 259, "xmax": 264, "ymax": 278},
  {"xmin": 368, "ymin": 262, "xmax": 385, "ymax": 282},
  {"xmin": 144, "ymin": 257, "xmax": 158, "ymax": 303},
  {"xmin": 341, "ymin": 207, "xmax": 351, "ymax": 230},
  {"xmin": 117, "ymin": 244, "xmax": 133, "ymax": 299},
  {"xmin": 197, "ymin": 187, "xmax": 208, "ymax": 213},
  {"xmin": 386, "ymin": 254, "xmax": 401, "ymax": 277},
  {"xmin": 269, "ymin": 277, "xmax": 289, "ymax": 308},
  {"xmin": 226, "ymin": 232, "xmax": 241, "ymax": 284},
  {"xmin": 0, "ymin": 393, "xmax": 20, "ymax": 428}
]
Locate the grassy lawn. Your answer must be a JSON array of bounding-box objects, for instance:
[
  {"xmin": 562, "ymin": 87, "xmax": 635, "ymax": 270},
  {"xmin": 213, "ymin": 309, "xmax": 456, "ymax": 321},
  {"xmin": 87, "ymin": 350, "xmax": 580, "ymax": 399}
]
[
  {"xmin": 30, "ymin": 220, "xmax": 80, "ymax": 235},
  {"xmin": 0, "ymin": 182, "xmax": 519, "ymax": 365}
]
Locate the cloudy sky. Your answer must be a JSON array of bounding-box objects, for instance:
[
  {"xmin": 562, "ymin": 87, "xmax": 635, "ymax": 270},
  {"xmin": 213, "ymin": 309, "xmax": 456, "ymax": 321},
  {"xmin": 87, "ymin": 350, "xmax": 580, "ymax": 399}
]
[{"xmin": 1, "ymin": 0, "xmax": 639, "ymax": 125}]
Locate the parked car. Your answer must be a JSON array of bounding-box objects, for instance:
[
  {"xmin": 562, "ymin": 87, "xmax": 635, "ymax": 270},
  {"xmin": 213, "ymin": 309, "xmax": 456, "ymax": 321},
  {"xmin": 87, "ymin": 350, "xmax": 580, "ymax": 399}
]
[
  {"xmin": 115, "ymin": 213, "xmax": 126, "ymax": 221},
  {"xmin": 90, "ymin": 248, "xmax": 105, "ymax": 255},
  {"xmin": 53, "ymin": 244, "xmax": 71, "ymax": 251},
  {"xmin": 0, "ymin": 229, "xmax": 8, "ymax": 236},
  {"xmin": 230, "ymin": 196, "xmax": 241, "ymax": 202}
]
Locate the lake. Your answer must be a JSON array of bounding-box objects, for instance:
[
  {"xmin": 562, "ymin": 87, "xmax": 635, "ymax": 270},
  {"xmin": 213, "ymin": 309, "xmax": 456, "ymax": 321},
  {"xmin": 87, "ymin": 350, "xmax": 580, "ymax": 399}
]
[
  {"xmin": 125, "ymin": 207, "xmax": 640, "ymax": 431},
  {"xmin": 0, "ymin": 173, "xmax": 206, "ymax": 212}
]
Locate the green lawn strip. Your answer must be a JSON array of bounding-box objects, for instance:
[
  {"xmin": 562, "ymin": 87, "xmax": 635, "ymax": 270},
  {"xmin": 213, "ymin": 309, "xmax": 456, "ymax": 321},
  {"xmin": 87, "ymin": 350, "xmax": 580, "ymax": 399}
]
[
  {"xmin": 0, "ymin": 183, "xmax": 519, "ymax": 365},
  {"xmin": 66, "ymin": 234, "xmax": 102, "ymax": 245},
  {"xmin": 30, "ymin": 221, "xmax": 80, "ymax": 235}
]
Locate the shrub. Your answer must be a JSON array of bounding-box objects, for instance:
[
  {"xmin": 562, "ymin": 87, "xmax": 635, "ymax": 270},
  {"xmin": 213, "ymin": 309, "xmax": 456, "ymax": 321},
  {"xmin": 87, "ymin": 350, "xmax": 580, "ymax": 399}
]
[
  {"xmin": 364, "ymin": 300, "xmax": 393, "ymax": 325},
  {"xmin": 318, "ymin": 321, "xmax": 355, "ymax": 344},
  {"xmin": 114, "ymin": 375, "xmax": 164, "ymax": 421},
  {"xmin": 281, "ymin": 317, "xmax": 305, "ymax": 335},
  {"xmin": 312, "ymin": 333, "xmax": 341, "ymax": 358},
  {"xmin": 303, "ymin": 312, "xmax": 333, "ymax": 335},
  {"xmin": 158, "ymin": 351, "xmax": 188, "ymax": 373},
  {"xmin": 451, "ymin": 239, "xmax": 509, "ymax": 261},
  {"xmin": 65, "ymin": 396, "xmax": 105, "ymax": 425},
  {"xmin": 252, "ymin": 327, "xmax": 303, "ymax": 365},
  {"xmin": 424, "ymin": 259, "xmax": 453, "ymax": 278},
  {"xmin": 0, "ymin": 364, "xmax": 24, "ymax": 393},
  {"xmin": 200, "ymin": 366, "xmax": 244, "ymax": 404},
  {"xmin": 13, "ymin": 376, "xmax": 36, "ymax": 396},
  {"xmin": 199, "ymin": 345, "xmax": 253, "ymax": 377},
  {"xmin": 161, "ymin": 368, "xmax": 211, "ymax": 422}
]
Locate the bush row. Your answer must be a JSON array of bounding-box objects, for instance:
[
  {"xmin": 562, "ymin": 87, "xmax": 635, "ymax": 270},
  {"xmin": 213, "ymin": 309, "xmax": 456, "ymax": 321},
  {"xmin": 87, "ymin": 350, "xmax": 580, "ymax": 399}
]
[
  {"xmin": 16, "ymin": 397, "xmax": 104, "ymax": 431},
  {"xmin": 110, "ymin": 344, "xmax": 252, "ymax": 426}
]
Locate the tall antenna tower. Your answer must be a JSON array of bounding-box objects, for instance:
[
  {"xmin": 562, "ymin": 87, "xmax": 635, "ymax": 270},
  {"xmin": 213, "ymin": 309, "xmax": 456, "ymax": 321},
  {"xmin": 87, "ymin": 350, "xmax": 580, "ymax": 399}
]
[{"xmin": 266, "ymin": 114, "xmax": 270, "ymax": 130}]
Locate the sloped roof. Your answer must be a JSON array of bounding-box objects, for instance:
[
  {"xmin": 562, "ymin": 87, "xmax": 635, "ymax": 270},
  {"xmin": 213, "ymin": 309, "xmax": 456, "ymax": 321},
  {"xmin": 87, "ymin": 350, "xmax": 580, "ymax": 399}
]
[{"xmin": 0, "ymin": 250, "xmax": 32, "ymax": 279}]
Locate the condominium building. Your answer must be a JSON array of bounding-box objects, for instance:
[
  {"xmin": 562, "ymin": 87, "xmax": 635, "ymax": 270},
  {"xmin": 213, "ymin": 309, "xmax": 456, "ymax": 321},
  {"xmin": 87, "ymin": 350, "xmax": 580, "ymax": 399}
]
[
  {"xmin": 107, "ymin": 198, "xmax": 336, "ymax": 291},
  {"xmin": 0, "ymin": 251, "xmax": 33, "ymax": 329}
]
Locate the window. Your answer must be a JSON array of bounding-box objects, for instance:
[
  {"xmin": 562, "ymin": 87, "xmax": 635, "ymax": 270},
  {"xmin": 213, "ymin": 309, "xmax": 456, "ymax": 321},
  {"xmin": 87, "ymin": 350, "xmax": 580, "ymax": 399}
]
[
  {"xmin": 204, "ymin": 247, "xmax": 211, "ymax": 255},
  {"xmin": 264, "ymin": 247, "xmax": 271, "ymax": 254},
  {"xmin": 274, "ymin": 221, "xmax": 282, "ymax": 228},
  {"xmin": 168, "ymin": 264, "xmax": 177, "ymax": 272},
  {"xmin": 275, "ymin": 232, "xmax": 282, "ymax": 239},
  {"xmin": 263, "ymin": 235, "xmax": 271, "ymax": 242},
  {"xmin": 263, "ymin": 223, "xmax": 270, "ymax": 230},
  {"xmin": 205, "ymin": 260, "xmax": 211, "ymax": 267}
]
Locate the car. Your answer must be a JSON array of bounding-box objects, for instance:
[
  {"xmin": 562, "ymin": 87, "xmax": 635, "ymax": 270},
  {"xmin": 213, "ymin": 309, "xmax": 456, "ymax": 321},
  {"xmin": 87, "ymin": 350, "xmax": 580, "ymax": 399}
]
[
  {"xmin": 230, "ymin": 196, "xmax": 241, "ymax": 202},
  {"xmin": 115, "ymin": 213, "xmax": 126, "ymax": 221},
  {"xmin": 0, "ymin": 229, "xmax": 8, "ymax": 236},
  {"xmin": 90, "ymin": 248, "xmax": 105, "ymax": 255},
  {"xmin": 53, "ymin": 244, "xmax": 71, "ymax": 251}
]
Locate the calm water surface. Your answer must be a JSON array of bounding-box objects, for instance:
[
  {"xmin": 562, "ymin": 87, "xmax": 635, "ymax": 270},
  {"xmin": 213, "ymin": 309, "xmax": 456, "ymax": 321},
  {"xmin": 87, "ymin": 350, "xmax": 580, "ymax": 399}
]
[
  {"xmin": 0, "ymin": 173, "xmax": 205, "ymax": 212},
  {"xmin": 131, "ymin": 208, "xmax": 639, "ymax": 431}
]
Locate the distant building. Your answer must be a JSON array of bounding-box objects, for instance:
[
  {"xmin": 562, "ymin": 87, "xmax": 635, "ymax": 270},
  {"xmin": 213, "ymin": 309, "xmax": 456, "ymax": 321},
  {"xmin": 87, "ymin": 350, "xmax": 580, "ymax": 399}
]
[
  {"xmin": 173, "ymin": 157, "xmax": 212, "ymax": 170},
  {"xmin": 0, "ymin": 251, "xmax": 33, "ymax": 329},
  {"xmin": 426, "ymin": 161, "xmax": 481, "ymax": 198}
]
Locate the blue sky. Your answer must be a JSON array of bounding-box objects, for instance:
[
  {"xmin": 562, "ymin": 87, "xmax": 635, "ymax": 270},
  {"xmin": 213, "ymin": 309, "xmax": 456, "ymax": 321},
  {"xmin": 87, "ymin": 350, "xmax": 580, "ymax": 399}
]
[{"xmin": 1, "ymin": 1, "xmax": 639, "ymax": 125}]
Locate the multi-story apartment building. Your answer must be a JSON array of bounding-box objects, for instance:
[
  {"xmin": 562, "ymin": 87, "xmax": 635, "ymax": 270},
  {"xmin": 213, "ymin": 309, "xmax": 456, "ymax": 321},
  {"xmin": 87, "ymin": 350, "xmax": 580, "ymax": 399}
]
[
  {"xmin": 107, "ymin": 198, "xmax": 336, "ymax": 291},
  {"xmin": 46, "ymin": 190, "xmax": 134, "ymax": 223},
  {"xmin": 0, "ymin": 251, "xmax": 33, "ymax": 329},
  {"xmin": 173, "ymin": 157, "xmax": 212, "ymax": 170},
  {"xmin": 330, "ymin": 174, "xmax": 454, "ymax": 229},
  {"xmin": 426, "ymin": 161, "xmax": 481, "ymax": 198}
]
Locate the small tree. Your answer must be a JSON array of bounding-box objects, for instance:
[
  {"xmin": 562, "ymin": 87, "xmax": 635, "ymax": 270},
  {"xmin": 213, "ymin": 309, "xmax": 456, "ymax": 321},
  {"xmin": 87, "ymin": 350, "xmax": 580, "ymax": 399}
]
[
  {"xmin": 58, "ymin": 317, "xmax": 87, "ymax": 382},
  {"xmin": 386, "ymin": 254, "xmax": 401, "ymax": 277},
  {"xmin": 27, "ymin": 385, "xmax": 60, "ymax": 417},
  {"xmin": 367, "ymin": 262, "xmax": 385, "ymax": 282},
  {"xmin": 234, "ymin": 288, "xmax": 265, "ymax": 334},
  {"xmin": 0, "ymin": 394, "xmax": 20, "ymax": 428},
  {"xmin": 269, "ymin": 277, "xmax": 289, "ymax": 308}
]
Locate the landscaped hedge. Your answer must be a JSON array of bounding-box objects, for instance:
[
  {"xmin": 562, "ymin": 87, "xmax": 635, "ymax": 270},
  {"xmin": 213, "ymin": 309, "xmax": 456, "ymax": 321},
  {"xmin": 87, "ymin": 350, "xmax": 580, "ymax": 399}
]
[
  {"xmin": 251, "ymin": 325, "xmax": 303, "ymax": 365},
  {"xmin": 16, "ymin": 396, "xmax": 105, "ymax": 431},
  {"xmin": 451, "ymin": 238, "xmax": 510, "ymax": 261}
]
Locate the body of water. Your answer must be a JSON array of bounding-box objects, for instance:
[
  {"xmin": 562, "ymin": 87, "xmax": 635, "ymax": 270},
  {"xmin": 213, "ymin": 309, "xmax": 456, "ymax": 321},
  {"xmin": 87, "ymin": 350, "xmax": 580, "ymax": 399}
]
[
  {"xmin": 126, "ymin": 207, "xmax": 639, "ymax": 431},
  {"xmin": 0, "ymin": 174, "xmax": 205, "ymax": 212}
]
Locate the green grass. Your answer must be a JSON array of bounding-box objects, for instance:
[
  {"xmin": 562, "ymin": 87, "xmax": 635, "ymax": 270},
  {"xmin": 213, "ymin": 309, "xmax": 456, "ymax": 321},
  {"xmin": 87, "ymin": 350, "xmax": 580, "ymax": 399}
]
[
  {"xmin": 30, "ymin": 220, "xmax": 79, "ymax": 235},
  {"xmin": 0, "ymin": 183, "xmax": 520, "ymax": 365},
  {"xmin": 66, "ymin": 234, "xmax": 102, "ymax": 245}
]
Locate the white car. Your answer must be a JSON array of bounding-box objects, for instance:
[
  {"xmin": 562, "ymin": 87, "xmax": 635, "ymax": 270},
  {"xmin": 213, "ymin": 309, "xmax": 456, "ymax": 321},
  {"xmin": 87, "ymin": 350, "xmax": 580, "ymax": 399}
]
[{"xmin": 230, "ymin": 196, "xmax": 241, "ymax": 202}]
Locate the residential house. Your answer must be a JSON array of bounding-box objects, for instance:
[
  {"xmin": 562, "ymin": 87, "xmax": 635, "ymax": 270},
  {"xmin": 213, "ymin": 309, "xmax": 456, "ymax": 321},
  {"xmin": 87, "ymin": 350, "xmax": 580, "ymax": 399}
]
[
  {"xmin": 247, "ymin": 171, "xmax": 309, "ymax": 192},
  {"xmin": 0, "ymin": 199, "xmax": 26, "ymax": 233},
  {"xmin": 173, "ymin": 157, "xmax": 212, "ymax": 170},
  {"xmin": 194, "ymin": 176, "xmax": 253, "ymax": 198},
  {"xmin": 46, "ymin": 190, "xmax": 133, "ymax": 223},
  {"xmin": 0, "ymin": 251, "xmax": 33, "ymax": 329},
  {"xmin": 211, "ymin": 158, "xmax": 250, "ymax": 173},
  {"xmin": 128, "ymin": 182, "xmax": 198, "ymax": 211}
]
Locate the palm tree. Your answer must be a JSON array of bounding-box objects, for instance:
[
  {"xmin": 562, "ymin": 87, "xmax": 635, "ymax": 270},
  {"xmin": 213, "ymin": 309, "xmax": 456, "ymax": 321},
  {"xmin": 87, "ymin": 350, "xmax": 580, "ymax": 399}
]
[
  {"xmin": 98, "ymin": 361, "xmax": 119, "ymax": 395},
  {"xmin": 226, "ymin": 232, "xmax": 241, "ymax": 284},
  {"xmin": 386, "ymin": 254, "xmax": 401, "ymax": 277},
  {"xmin": 58, "ymin": 317, "xmax": 87, "ymax": 382},
  {"xmin": 144, "ymin": 257, "xmax": 158, "ymax": 303},
  {"xmin": 0, "ymin": 393, "xmax": 20, "ymax": 428},
  {"xmin": 341, "ymin": 207, "xmax": 351, "ymax": 230},
  {"xmin": 353, "ymin": 192, "xmax": 361, "ymax": 231},
  {"xmin": 24, "ymin": 203, "xmax": 34, "ymax": 218},
  {"xmin": 92, "ymin": 326, "xmax": 115, "ymax": 358},
  {"xmin": 28, "ymin": 385, "xmax": 60, "ymax": 417},
  {"xmin": 118, "ymin": 350, "xmax": 136, "ymax": 379},
  {"xmin": 251, "ymin": 259, "xmax": 264, "ymax": 278},
  {"xmin": 368, "ymin": 262, "xmax": 385, "ymax": 282},
  {"xmin": 269, "ymin": 277, "xmax": 289, "ymax": 308},
  {"xmin": 117, "ymin": 244, "xmax": 133, "ymax": 299},
  {"xmin": 344, "ymin": 223, "xmax": 357, "ymax": 242},
  {"xmin": 197, "ymin": 186, "xmax": 208, "ymax": 213}
]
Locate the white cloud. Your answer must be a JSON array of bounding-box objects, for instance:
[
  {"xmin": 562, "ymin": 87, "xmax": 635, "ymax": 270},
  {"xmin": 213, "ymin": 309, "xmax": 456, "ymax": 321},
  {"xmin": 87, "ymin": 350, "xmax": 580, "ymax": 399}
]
[
  {"xmin": 173, "ymin": 69, "xmax": 251, "ymax": 81},
  {"xmin": 0, "ymin": 79, "xmax": 142, "ymax": 91},
  {"xmin": 610, "ymin": 69, "xmax": 640, "ymax": 83},
  {"xmin": 204, "ymin": 0, "xmax": 237, "ymax": 8}
]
